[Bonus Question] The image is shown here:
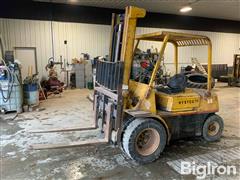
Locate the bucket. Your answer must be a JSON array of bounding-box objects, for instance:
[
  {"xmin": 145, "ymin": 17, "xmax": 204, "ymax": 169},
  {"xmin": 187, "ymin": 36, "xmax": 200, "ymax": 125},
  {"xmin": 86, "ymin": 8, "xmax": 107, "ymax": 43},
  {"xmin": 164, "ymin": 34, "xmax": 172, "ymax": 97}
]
[{"xmin": 87, "ymin": 82, "xmax": 93, "ymax": 89}]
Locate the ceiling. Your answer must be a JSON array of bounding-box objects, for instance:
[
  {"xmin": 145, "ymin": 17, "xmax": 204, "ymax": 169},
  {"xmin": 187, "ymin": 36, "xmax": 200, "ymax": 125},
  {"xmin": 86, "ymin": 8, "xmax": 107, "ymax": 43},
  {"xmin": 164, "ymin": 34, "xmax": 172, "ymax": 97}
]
[{"xmin": 36, "ymin": 0, "xmax": 240, "ymax": 21}]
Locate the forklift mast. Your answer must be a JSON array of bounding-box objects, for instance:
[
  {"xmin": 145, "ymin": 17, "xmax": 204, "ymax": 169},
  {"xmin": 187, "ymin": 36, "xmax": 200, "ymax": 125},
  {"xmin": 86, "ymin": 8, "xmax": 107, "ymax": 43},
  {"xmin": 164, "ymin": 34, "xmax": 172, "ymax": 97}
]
[{"xmin": 94, "ymin": 6, "xmax": 146, "ymax": 144}]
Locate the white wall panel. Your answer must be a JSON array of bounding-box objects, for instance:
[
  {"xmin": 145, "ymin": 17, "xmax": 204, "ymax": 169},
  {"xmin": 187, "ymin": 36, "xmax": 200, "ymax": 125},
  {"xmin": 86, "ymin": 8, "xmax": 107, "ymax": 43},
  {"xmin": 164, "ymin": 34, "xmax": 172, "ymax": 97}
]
[
  {"xmin": 0, "ymin": 18, "xmax": 52, "ymax": 78},
  {"xmin": 52, "ymin": 21, "xmax": 110, "ymax": 63},
  {"xmin": 0, "ymin": 18, "xmax": 239, "ymax": 78},
  {"xmin": 136, "ymin": 27, "xmax": 240, "ymax": 72}
]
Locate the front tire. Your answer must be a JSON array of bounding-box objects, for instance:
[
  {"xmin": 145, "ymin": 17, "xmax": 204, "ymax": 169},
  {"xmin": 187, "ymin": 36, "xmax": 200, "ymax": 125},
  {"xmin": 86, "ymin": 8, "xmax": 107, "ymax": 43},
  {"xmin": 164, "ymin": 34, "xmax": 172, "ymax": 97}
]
[
  {"xmin": 202, "ymin": 114, "xmax": 224, "ymax": 142},
  {"xmin": 122, "ymin": 118, "xmax": 167, "ymax": 164}
]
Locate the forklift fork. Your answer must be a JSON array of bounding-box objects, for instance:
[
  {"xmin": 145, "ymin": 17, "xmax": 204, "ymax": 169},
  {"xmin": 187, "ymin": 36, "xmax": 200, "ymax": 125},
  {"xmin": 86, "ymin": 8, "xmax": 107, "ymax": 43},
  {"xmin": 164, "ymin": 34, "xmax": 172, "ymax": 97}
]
[
  {"xmin": 30, "ymin": 101, "xmax": 113, "ymax": 150},
  {"xmin": 30, "ymin": 95, "xmax": 99, "ymax": 134}
]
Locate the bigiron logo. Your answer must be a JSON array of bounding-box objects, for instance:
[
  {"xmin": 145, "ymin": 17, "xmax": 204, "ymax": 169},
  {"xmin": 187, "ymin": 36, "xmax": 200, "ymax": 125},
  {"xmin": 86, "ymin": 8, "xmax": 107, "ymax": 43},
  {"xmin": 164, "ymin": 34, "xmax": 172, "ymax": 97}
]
[{"xmin": 180, "ymin": 161, "xmax": 237, "ymax": 179}]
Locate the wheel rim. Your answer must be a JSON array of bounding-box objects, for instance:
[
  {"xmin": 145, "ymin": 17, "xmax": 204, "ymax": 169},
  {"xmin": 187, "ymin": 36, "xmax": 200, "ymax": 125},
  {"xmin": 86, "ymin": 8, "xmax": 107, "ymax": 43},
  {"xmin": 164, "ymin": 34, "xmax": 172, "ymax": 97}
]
[
  {"xmin": 208, "ymin": 121, "xmax": 220, "ymax": 136},
  {"xmin": 135, "ymin": 128, "xmax": 160, "ymax": 156}
]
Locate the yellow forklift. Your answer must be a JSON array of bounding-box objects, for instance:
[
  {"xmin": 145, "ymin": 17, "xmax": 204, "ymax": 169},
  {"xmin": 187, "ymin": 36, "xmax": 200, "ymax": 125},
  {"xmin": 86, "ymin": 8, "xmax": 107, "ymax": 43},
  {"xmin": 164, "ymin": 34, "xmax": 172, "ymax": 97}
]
[{"xmin": 32, "ymin": 6, "xmax": 224, "ymax": 164}]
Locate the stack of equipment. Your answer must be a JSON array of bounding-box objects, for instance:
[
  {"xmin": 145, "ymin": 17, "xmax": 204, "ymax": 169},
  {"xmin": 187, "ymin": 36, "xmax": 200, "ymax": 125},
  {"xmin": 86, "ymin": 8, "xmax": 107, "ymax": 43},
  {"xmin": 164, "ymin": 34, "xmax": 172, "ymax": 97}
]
[{"xmin": 0, "ymin": 58, "xmax": 23, "ymax": 113}]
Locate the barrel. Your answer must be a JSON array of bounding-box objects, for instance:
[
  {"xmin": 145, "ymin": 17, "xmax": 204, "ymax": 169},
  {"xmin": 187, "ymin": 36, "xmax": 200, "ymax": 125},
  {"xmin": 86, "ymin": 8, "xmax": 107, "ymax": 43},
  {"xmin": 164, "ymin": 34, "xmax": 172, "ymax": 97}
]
[{"xmin": 23, "ymin": 84, "xmax": 39, "ymax": 106}]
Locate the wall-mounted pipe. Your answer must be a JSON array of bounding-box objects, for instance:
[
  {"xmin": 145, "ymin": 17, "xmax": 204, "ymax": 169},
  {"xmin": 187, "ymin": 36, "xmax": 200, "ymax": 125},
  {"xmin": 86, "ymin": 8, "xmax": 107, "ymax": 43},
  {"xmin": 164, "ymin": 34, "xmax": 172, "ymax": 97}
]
[{"xmin": 0, "ymin": 34, "xmax": 5, "ymax": 60}]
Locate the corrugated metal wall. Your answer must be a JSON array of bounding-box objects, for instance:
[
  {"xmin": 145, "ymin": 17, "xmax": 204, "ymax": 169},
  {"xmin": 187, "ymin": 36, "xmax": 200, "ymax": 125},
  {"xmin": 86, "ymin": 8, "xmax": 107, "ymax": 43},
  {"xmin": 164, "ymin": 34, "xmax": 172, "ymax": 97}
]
[
  {"xmin": 0, "ymin": 18, "xmax": 111, "ymax": 78},
  {"xmin": 52, "ymin": 21, "xmax": 110, "ymax": 62},
  {"xmin": 0, "ymin": 18, "xmax": 239, "ymax": 78},
  {"xmin": 137, "ymin": 27, "xmax": 240, "ymax": 72},
  {"xmin": 0, "ymin": 18, "xmax": 53, "ymax": 78}
]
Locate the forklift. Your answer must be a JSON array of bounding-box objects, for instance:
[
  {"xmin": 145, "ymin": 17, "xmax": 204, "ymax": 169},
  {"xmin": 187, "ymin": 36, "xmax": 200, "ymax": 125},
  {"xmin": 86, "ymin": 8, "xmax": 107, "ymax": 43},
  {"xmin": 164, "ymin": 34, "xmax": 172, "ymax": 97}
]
[
  {"xmin": 228, "ymin": 54, "xmax": 240, "ymax": 87},
  {"xmin": 32, "ymin": 6, "xmax": 224, "ymax": 164}
]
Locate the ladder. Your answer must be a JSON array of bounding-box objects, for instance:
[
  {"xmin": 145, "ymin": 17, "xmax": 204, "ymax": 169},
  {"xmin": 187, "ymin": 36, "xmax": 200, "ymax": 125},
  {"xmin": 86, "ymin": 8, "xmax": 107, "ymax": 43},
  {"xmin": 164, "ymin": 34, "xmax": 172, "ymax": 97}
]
[{"xmin": 191, "ymin": 58, "xmax": 207, "ymax": 75}]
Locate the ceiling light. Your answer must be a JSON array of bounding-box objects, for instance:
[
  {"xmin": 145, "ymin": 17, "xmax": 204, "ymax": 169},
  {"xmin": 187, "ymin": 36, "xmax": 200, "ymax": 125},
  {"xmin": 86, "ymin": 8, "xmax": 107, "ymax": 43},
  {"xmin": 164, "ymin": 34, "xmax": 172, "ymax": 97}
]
[
  {"xmin": 180, "ymin": 6, "xmax": 193, "ymax": 13},
  {"xmin": 69, "ymin": 0, "xmax": 78, "ymax": 3}
]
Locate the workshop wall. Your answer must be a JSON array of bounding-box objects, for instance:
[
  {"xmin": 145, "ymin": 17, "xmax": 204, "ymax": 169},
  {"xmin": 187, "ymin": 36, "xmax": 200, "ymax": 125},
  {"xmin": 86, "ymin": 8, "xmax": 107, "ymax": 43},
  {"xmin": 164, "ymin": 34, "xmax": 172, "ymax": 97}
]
[
  {"xmin": 137, "ymin": 28, "xmax": 240, "ymax": 73},
  {"xmin": 0, "ymin": 18, "xmax": 239, "ymax": 78},
  {"xmin": 0, "ymin": 18, "xmax": 110, "ymax": 78},
  {"xmin": 52, "ymin": 21, "xmax": 110, "ymax": 64},
  {"xmin": 0, "ymin": 18, "xmax": 52, "ymax": 78}
]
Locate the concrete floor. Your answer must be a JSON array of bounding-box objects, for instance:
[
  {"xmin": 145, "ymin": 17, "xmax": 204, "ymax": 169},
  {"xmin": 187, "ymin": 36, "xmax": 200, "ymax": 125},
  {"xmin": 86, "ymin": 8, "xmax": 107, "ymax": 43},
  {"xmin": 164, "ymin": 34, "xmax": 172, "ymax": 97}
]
[{"xmin": 1, "ymin": 83, "xmax": 240, "ymax": 180}]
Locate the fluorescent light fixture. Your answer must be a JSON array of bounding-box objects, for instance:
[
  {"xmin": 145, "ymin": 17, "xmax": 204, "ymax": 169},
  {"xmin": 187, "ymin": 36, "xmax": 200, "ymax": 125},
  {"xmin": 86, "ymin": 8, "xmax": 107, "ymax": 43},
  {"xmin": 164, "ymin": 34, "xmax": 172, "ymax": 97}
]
[
  {"xmin": 180, "ymin": 6, "xmax": 192, "ymax": 13},
  {"xmin": 69, "ymin": 0, "xmax": 78, "ymax": 3}
]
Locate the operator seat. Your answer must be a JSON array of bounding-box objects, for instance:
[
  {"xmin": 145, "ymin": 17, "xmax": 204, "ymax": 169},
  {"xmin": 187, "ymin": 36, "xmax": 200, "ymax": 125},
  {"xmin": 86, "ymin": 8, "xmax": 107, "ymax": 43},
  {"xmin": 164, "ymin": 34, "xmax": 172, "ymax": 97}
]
[{"xmin": 156, "ymin": 74, "xmax": 187, "ymax": 94}]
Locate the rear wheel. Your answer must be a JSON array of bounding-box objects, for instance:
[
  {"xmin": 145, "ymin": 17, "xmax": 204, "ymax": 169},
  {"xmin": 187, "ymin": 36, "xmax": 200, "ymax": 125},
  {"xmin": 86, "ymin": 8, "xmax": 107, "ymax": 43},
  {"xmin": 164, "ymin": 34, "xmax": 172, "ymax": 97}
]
[
  {"xmin": 122, "ymin": 118, "xmax": 167, "ymax": 164},
  {"xmin": 202, "ymin": 114, "xmax": 224, "ymax": 142}
]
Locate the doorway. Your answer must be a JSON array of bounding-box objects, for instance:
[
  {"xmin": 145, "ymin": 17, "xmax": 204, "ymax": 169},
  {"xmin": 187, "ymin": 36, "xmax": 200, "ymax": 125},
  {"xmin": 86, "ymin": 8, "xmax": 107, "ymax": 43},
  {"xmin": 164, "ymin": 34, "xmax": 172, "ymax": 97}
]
[{"xmin": 14, "ymin": 47, "xmax": 38, "ymax": 80}]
